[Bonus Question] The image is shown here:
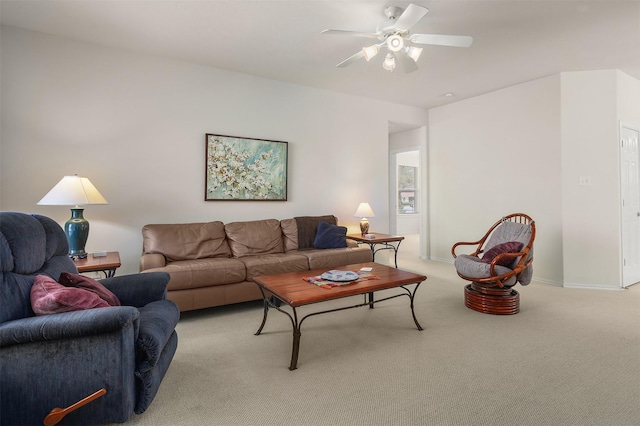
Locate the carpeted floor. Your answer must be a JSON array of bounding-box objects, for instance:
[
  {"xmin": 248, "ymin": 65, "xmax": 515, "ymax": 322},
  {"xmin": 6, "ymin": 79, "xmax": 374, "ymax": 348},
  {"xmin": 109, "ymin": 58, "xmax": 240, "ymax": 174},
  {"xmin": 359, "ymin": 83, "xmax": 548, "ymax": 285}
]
[{"xmin": 121, "ymin": 239, "xmax": 640, "ymax": 425}]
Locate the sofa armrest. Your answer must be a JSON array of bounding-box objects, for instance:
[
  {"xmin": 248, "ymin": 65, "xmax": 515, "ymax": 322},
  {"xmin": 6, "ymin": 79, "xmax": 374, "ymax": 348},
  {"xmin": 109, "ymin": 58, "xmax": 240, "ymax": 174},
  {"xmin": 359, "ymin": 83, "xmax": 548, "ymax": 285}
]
[
  {"xmin": 140, "ymin": 253, "xmax": 167, "ymax": 271},
  {"xmin": 0, "ymin": 306, "xmax": 139, "ymax": 347},
  {"xmin": 1, "ymin": 309, "xmax": 139, "ymax": 425},
  {"xmin": 100, "ymin": 272, "xmax": 170, "ymax": 307}
]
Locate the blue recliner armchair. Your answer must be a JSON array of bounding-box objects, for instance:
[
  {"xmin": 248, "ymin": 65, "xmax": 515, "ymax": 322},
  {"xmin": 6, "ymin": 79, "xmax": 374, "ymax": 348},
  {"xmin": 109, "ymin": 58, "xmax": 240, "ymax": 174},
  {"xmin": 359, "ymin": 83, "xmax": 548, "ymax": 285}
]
[{"xmin": 0, "ymin": 212, "xmax": 179, "ymax": 425}]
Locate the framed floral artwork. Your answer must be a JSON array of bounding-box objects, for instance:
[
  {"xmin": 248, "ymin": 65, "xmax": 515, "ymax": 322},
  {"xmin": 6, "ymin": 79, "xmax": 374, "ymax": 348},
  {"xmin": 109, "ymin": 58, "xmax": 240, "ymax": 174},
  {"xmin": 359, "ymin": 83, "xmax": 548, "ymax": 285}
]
[{"xmin": 205, "ymin": 134, "xmax": 288, "ymax": 201}]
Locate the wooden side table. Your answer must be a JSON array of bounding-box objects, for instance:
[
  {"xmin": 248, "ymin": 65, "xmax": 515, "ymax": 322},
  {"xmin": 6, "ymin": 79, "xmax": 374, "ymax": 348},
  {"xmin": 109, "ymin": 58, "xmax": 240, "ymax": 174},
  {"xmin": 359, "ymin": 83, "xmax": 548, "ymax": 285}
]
[
  {"xmin": 346, "ymin": 233, "xmax": 405, "ymax": 268},
  {"xmin": 346, "ymin": 233, "xmax": 405, "ymax": 309},
  {"xmin": 73, "ymin": 251, "xmax": 121, "ymax": 278}
]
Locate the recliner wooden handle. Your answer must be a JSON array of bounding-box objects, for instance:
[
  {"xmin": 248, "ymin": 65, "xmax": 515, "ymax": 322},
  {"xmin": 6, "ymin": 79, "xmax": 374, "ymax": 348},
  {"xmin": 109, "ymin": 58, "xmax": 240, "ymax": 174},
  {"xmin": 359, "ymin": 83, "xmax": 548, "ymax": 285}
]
[{"xmin": 43, "ymin": 388, "xmax": 107, "ymax": 426}]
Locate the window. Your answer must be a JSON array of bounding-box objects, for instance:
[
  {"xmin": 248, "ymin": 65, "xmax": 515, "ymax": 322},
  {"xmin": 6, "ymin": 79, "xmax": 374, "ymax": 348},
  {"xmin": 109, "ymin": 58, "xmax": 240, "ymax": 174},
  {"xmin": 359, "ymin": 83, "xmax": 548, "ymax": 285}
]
[{"xmin": 398, "ymin": 165, "xmax": 417, "ymax": 214}]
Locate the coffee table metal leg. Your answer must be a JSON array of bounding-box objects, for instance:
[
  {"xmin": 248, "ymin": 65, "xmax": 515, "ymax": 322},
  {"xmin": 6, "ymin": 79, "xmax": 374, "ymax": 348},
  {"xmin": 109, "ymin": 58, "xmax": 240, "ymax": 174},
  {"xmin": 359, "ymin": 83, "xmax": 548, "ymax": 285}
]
[
  {"xmin": 255, "ymin": 287, "xmax": 270, "ymax": 335},
  {"xmin": 392, "ymin": 240, "xmax": 402, "ymax": 268},
  {"xmin": 408, "ymin": 282, "xmax": 424, "ymax": 331},
  {"xmin": 287, "ymin": 307, "xmax": 302, "ymax": 370},
  {"xmin": 254, "ymin": 285, "xmax": 303, "ymax": 370},
  {"xmin": 290, "ymin": 328, "xmax": 301, "ymax": 371}
]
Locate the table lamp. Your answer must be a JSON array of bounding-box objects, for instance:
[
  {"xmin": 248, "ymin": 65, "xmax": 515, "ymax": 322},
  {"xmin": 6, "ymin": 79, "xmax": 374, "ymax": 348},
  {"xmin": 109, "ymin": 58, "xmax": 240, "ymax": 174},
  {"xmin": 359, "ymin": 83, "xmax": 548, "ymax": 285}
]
[
  {"xmin": 38, "ymin": 174, "xmax": 108, "ymax": 259},
  {"xmin": 354, "ymin": 202, "xmax": 376, "ymax": 235}
]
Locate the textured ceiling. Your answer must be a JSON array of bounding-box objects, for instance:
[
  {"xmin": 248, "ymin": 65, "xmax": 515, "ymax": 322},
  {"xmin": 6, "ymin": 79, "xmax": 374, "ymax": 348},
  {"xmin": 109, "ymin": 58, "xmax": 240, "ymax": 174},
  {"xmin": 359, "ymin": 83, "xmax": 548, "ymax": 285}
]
[{"xmin": 1, "ymin": 0, "xmax": 639, "ymax": 110}]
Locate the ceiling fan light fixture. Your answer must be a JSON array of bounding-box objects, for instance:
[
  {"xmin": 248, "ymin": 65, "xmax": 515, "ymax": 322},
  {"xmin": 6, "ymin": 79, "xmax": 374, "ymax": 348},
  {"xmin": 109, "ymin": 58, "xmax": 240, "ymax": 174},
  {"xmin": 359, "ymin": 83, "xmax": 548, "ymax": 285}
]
[
  {"xmin": 382, "ymin": 53, "xmax": 396, "ymax": 72},
  {"xmin": 387, "ymin": 34, "xmax": 404, "ymax": 52},
  {"xmin": 322, "ymin": 4, "xmax": 472, "ymax": 72},
  {"xmin": 406, "ymin": 46, "xmax": 423, "ymax": 62},
  {"xmin": 362, "ymin": 45, "xmax": 379, "ymax": 61}
]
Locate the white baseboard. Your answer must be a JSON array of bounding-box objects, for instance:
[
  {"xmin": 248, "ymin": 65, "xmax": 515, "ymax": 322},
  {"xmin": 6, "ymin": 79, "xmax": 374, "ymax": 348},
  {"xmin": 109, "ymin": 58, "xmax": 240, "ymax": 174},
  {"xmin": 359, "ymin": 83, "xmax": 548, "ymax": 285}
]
[
  {"xmin": 429, "ymin": 256, "xmax": 453, "ymax": 264},
  {"xmin": 532, "ymin": 277, "xmax": 562, "ymax": 287},
  {"xmin": 563, "ymin": 283, "xmax": 623, "ymax": 291}
]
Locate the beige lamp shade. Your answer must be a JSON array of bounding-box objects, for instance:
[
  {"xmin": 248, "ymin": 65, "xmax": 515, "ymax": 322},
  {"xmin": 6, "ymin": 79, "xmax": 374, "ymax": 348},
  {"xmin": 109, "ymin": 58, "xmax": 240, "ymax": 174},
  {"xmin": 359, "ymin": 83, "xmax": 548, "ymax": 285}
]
[
  {"xmin": 354, "ymin": 202, "xmax": 375, "ymax": 235},
  {"xmin": 354, "ymin": 202, "xmax": 376, "ymax": 218},
  {"xmin": 38, "ymin": 175, "xmax": 108, "ymax": 206},
  {"xmin": 37, "ymin": 175, "xmax": 108, "ymax": 259}
]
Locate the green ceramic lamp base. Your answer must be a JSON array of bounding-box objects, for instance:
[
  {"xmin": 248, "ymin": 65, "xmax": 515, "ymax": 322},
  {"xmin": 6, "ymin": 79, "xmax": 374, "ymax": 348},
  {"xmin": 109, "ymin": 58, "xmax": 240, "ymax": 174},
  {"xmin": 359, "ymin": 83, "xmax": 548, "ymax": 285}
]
[{"xmin": 65, "ymin": 207, "xmax": 89, "ymax": 259}]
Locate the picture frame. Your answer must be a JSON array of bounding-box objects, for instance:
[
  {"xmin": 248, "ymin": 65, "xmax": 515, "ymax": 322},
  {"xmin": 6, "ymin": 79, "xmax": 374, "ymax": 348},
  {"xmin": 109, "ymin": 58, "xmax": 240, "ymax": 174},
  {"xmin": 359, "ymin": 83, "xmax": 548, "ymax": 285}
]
[{"xmin": 205, "ymin": 133, "xmax": 288, "ymax": 201}]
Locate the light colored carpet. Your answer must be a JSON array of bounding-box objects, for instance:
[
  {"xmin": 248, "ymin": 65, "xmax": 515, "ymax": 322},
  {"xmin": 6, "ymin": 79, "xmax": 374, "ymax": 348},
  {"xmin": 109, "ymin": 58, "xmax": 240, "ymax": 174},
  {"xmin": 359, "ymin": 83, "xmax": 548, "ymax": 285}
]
[{"xmin": 121, "ymin": 240, "xmax": 640, "ymax": 426}]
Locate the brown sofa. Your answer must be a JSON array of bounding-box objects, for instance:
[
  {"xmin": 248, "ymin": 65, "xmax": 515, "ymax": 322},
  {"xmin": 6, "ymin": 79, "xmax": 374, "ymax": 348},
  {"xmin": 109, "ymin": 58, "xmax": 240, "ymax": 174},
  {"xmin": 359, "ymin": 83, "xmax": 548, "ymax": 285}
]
[{"xmin": 139, "ymin": 215, "xmax": 373, "ymax": 311}]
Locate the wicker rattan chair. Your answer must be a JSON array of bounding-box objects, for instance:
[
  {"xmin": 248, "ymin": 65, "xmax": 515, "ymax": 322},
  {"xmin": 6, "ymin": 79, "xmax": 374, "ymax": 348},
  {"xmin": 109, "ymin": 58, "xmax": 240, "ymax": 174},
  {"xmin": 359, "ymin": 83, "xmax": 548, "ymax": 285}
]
[{"xmin": 451, "ymin": 213, "xmax": 535, "ymax": 315}]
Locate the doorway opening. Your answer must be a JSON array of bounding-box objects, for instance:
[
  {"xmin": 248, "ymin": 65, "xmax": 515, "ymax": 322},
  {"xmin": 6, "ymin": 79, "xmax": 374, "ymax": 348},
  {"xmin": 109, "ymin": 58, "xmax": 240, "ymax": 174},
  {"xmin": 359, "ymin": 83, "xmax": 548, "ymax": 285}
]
[
  {"xmin": 390, "ymin": 148, "xmax": 421, "ymax": 259},
  {"xmin": 388, "ymin": 124, "xmax": 427, "ymax": 263}
]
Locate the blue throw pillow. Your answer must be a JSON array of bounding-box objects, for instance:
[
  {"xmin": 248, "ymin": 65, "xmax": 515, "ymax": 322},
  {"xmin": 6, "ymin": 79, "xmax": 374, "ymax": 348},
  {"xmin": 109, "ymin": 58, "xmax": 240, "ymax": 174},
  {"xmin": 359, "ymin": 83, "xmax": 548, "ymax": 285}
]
[{"xmin": 313, "ymin": 221, "xmax": 348, "ymax": 249}]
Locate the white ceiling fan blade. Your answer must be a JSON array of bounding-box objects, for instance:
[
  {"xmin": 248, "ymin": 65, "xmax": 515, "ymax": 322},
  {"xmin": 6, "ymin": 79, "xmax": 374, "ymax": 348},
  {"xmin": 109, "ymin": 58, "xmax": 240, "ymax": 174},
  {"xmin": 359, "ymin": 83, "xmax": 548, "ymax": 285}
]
[
  {"xmin": 321, "ymin": 29, "xmax": 379, "ymax": 39},
  {"xmin": 336, "ymin": 50, "xmax": 365, "ymax": 68},
  {"xmin": 395, "ymin": 51, "xmax": 419, "ymax": 74},
  {"xmin": 409, "ymin": 34, "xmax": 473, "ymax": 47},
  {"xmin": 393, "ymin": 4, "xmax": 429, "ymax": 32}
]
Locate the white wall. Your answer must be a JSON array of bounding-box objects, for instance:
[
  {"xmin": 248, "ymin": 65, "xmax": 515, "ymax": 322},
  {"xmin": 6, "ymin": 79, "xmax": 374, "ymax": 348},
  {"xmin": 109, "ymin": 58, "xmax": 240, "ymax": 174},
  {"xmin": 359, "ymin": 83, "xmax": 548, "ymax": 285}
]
[
  {"xmin": 389, "ymin": 128, "xmax": 423, "ymax": 151},
  {"xmin": 428, "ymin": 70, "xmax": 640, "ymax": 288},
  {"xmin": 561, "ymin": 71, "xmax": 620, "ymax": 288},
  {"xmin": 561, "ymin": 70, "xmax": 640, "ymax": 289},
  {"xmin": 428, "ymin": 75, "xmax": 564, "ymax": 285},
  {"xmin": 618, "ymin": 71, "xmax": 640, "ymax": 127},
  {"xmin": 0, "ymin": 26, "xmax": 428, "ymax": 274}
]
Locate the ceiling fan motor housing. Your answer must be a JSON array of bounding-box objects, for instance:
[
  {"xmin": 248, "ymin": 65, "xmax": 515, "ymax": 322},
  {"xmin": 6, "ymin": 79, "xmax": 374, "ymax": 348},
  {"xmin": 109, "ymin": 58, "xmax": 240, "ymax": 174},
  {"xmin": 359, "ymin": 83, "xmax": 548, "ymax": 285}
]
[
  {"xmin": 377, "ymin": 6, "xmax": 411, "ymax": 39},
  {"xmin": 384, "ymin": 6, "xmax": 404, "ymax": 20}
]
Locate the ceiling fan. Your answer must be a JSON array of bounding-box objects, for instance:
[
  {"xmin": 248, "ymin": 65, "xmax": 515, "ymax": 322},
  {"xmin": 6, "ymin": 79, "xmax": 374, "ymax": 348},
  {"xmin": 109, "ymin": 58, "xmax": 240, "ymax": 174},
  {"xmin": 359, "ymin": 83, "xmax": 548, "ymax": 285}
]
[{"xmin": 321, "ymin": 3, "xmax": 473, "ymax": 73}]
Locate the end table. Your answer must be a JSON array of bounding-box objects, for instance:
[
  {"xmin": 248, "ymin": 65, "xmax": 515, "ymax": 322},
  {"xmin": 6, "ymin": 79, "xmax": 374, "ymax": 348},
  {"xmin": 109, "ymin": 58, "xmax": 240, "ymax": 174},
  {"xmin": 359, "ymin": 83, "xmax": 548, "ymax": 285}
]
[
  {"xmin": 346, "ymin": 233, "xmax": 405, "ymax": 268},
  {"xmin": 73, "ymin": 251, "xmax": 121, "ymax": 278},
  {"xmin": 346, "ymin": 233, "xmax": 405, "ymax": 309}
]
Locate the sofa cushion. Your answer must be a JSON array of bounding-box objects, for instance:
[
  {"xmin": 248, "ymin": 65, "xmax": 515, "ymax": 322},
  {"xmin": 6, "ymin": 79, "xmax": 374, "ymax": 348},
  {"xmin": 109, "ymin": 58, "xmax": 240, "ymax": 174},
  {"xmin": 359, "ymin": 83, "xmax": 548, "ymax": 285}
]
[
  {"xmin": 142, "ymin": 222, "xmax": 231, "ymax": 262},
  {"xmin": 58, "ymin": 272, "xmax": 120, "ymax": 306},
  {"xmin": 280, "ymin": 218, "xmax": 298, "ymax": 251},
  {"xmin": 145, "ymin": 258, "xmax": 246, "ymax": 291},
  {"xmin": 453, "ymin": 254, "xmax": 517, "ymax": 286},
  {"xmin": 485, "ymin": 221, "xmax": 532, "ymax": 253},
  {"xmin": 302, "ymin": 247, "xmax": 373, "ymax": 270},
  {"xmin": 225, "ymin": 219, "xmax": 283, "ymax": 258},
  {"xmin": 240, "ymin": 253, "xmax": 309, "ymax": 280},
  {"xmin": 313, "ymin": 221, "xmax": 348, "ymax": 249},
  {"xmin": 283, "ymin": 218, "xmax": 358, "ymax": 251},
  {"xmin": 295, "ymin": 215, "xmax": 337, "ymax": 249},
  {"xmin": 31, "ymin": 275, "xmax": 110, "ymax": 315}
]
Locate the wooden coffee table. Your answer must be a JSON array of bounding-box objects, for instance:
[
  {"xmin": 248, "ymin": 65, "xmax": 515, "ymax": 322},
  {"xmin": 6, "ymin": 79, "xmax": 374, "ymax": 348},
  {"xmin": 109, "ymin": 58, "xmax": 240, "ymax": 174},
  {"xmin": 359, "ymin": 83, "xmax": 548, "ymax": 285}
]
[{"xmin": 253, "ymin": 262, "xmax": 427, "ymax": 370}]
